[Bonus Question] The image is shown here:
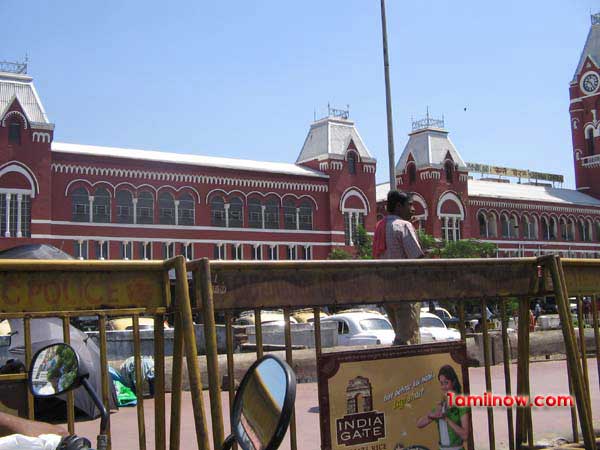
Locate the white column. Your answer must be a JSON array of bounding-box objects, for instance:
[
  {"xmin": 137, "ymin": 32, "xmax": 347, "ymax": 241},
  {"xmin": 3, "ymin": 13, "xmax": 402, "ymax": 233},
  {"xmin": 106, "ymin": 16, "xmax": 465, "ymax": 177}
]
[
  {"xmin": 296, "ymin": 208, "xmax": 300, "ymax": 230},
  {"xmin": 99, "ymin": 240, "xmax": 105, "ymax": 260},
  {"xmin": 132, "ymin": 198, "xmax": 138, "ymax": 225},
  {"xmin": 261, "ymin": 205, "xmax": 266, "ymax": 229},
  {"xmin": 224, "ymin": 203, "xmax": 230, "ymax": 227},
  {"xmin": 16, "ymin": 194, "xmax": 22, "ymax": 238},
  {"xmin": 4, "ymin": 194, "xmax": 11, "ymax": 237},
  {"xmin": 174, "ymin": 200, "xmax": 180, "ymax": 226},
  {"xmin": 444, "ymin": 217, "xmax": 449, "ymax": 241},
  {"xmin": 88, "ymin": 196, "xmax": 94, "ymax": 222}
]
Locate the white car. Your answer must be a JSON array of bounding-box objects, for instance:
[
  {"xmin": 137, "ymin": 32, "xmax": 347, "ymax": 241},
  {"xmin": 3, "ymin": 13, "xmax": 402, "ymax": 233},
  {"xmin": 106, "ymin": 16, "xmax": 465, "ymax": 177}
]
[
  {"xmin": 321, "ymin": 312, "xmax": 395, "ymax": 346},
  {"xmin": 420, "ymin": 312, "xmax": 461, "ymax": 343}
]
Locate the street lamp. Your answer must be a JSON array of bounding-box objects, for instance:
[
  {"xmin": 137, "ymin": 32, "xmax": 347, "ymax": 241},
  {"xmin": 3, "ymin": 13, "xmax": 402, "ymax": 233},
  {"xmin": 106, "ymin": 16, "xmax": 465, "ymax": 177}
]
[{"xmin": 380, "ymin": 0, "xmax": 396, "ymax": 188}]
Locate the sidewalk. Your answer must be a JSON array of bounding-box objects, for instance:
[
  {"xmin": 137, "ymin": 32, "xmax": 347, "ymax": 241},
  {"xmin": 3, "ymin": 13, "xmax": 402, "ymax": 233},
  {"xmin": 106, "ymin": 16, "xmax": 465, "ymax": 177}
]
[{"xmin": 67, "ymin": 358, "xmax": 599, "ymax": 450}]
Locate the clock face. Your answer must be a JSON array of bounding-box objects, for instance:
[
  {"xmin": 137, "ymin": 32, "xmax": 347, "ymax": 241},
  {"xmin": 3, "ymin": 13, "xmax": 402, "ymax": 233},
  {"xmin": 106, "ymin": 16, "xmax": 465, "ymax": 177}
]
[{"xmin": 582, "ymin": 72, "xmax": 599, "ymax": 94}]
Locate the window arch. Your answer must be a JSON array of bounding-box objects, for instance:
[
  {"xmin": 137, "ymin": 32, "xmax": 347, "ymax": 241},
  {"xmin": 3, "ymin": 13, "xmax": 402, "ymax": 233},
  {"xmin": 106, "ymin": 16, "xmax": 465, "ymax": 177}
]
[
  {"xmin": 137, "ymin": 191, "xmax": 154, "ymax": 224},
  {"xmin": 550, "ymin": 217, "xmax": 558, "ymax": 240},
  {"xmin": 299, "ymin": 201, "xmax": 313, "ymax": 230},
  {"xmin": 265, "ymin": 198, "xmax": 280, "ymax": 229},
  {"xmin": 93, "ymin": 188, "xmax": 110, "ymax": 223},
  {"xmin": 444, "ymin": 161, "xmax": 454, "ymax": 183},
  {"xmin": 228, "ymin": 197, "xmax": 243, "ymax": 228},
  {"xmin": 487, "ymin": 212, "xmax": 498, "ymax": 238},
  {"xmin": 541, "ymin": 217, "xmax": 550, "ymax": 240},
  {"xmin": 587, "ymin": 127, "xmax": 595, "ymax": 156},
  {"xmin": 595, "ymin": 220, "xmax": 600, "ymax": 243},
  {"xmin": 210, "ymin": 196, "xmax": 226, "ymax": 227},
  {"xmin": 478, "ymin": 211, "xmax": 489, "ymax": 238},
  {"xmin": 159, "ymin": 192, "xmax": 175, "ymax": 225},
  {"xmin": 8, "ymin": 117, "xmax": 22, "ymax": 145},
  {"xmin": 178, "ymin": 193, "xmax": 195, "ymax": 226},
  {"xmin": 248, "ymin": 198, "xmax": 262, "ymax": 228},
  {"xmin": 509, "ymin": 214, "xmax": 519, "ymax": 238},
  {"xmin": 347, "ymin": 152, "xmax": 357, "ymax": 175},
  {"xmin": 116, "ymin": 190, "xmax": 133, "ymax": 224},
  {"xmin": 283, "ymin": 200, "xmax": 297, "ymax": 230},
  {"xmin": 501, "ymin": 213, "xmax": 510, "ymax": 238},
  {"xmin": 72, "ymin": 187, "xmax": 89, "ymax": 222},
  {"xmin": 407, "ymin": 163, "xmax": 416, "ymax": 185}
]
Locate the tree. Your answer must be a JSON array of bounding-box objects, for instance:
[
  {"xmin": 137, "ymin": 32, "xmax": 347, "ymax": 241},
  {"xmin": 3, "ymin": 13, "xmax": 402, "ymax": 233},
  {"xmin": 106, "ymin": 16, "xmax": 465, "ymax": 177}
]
[
  {"xmin": 327, "ymin": 225, "xmax": 373, "ymax": 260},
  {"xmin": 327, "ymin": 248, "xmax": 353, "ymax": 259}
]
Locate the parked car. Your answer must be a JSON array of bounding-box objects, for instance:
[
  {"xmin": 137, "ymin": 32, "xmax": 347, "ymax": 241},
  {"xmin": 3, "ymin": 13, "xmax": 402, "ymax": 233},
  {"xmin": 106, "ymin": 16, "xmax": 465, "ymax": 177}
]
[
  {"xmin": 291, "ymin": 308, "xmax": 329, "ymax": 324},
  {"xmin": 234, "ymin": 310, "xmax": 298, "ymax": 327},
  {"xmin": 419, "ymin": 312, "xmax": 461, "ymax": 342},
  {"xmin": 420, "ymin": 306, "xmax": 460, "ymax": 328},
  {"xmin": 321, "ymin": 312, "xmax": 395, "ymax": 346},
  {"xmin": 107, "ymin": 317, "xmax": 165, "ymax": 331}
]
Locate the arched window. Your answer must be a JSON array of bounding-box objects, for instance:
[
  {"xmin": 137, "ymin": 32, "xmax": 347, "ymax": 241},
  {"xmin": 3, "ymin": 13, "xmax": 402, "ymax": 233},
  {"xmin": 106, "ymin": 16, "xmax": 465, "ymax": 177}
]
[
  {"xmin": 248, "ymin": 198, "xmax": 262, "ymax": 228},
  {"xmin": 478, "ymin": 212, "xmax": 488, "ymax": 238},
  {"xmin": 568, "ymin": 218, "xmax": 576, "ymax": 241},
  {"xmin": 265, "ymin": 198, "xmax": 279, "ymax": 229},
  {"xmin": 509, "ymin": 214, "xmax": 519, "ymax": 238},
  {"xmin": 158, "ymin": 192, "xmax": 175, "ymax": 225},
  {"xmin": 501, "ymin": 214, "xmax": 510, "ymax": 238},
  {"xmin": 210, "ymin": 196, "xmax": 226, "ymax": 227},
  {"xmin": 178, "ymin": 193, "xmax": 195, "ymax": 226},
  {"xmin": 595, "ymin": 221, "xmax": 600, "ymax": 242},
  {"xmin": 541, "ymin": 217, "xmax": 550, "ymax": 241},
  {"xmin": 407, "ymin": 163, "xmax": 416, "ymax": 185},
  {"xmin": 283, "ymin": 200, "xmax": 297, "ymax": 230},
  {"xmin": 521, "ymin": 215, "xmax": 530, "ymax": 239},
  {"xmin": 228, "ymin": 197, "xmax": 243, "ymax": 228},
  {"xmin": 586, "ymin": 219, "xmax": 593, "ymax": 242},
  {"xmin": 137, "ymin": 191, "xmax": 154, "ymax": 224},
  {"xmin": 530, "ymin": 216, "xmax": 539, "ymax": 239},
  {"xmin": 347, "ymin": 152, "xmax": 357, "ymax": 175},
  {"xmin": 444, "ymin": 161, "xmax": 454, "ymax": 183},
  {"xmin": 116, "ymin": 190, "xmax": 133, "ymax": 224},
  {"xmin": 587, "ymin": 128, "xmax": 595, "ymax": 156},
  {"xmin": 550, "ymin": 217, "xmax": 558, "ymax": 240},
  {"xmin": 8, "ymin": 119, "xmax": 22, "ymax": 145},
  {"xmin": 299, "ymin": 201, "xmax": 313, "ymax": 230},
  {"xmin": 487, "ymin": 212, "xmax": 498, "ymax": 238},
  {"xmin": 93, "ymin": 188, "xmax": 110, "ymax": 223},
  {"xmin": 72, "ymin": 188, "xmax": 89, "ymax": 222}
]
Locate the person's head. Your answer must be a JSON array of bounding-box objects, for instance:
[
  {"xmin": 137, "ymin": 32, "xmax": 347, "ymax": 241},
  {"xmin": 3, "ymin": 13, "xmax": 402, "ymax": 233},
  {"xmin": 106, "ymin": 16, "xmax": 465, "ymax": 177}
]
[
  {"xmin": 386, "ymin": 190, "xmax": 414, "ymax": 221},
  {"xmin": 438, "ymin": 365, "xmax": 462, "ymax": 394}
]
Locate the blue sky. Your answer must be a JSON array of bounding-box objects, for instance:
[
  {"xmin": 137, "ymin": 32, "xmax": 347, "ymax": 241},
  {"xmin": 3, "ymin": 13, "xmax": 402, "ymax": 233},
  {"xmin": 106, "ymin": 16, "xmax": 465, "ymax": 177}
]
[{"xmin": 4, "ymin": 0, "xmax": 598, "ymax": 188}]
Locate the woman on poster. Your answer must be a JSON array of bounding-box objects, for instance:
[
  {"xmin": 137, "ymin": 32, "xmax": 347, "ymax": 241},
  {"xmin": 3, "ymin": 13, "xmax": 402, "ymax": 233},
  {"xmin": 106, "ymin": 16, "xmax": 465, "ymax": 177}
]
[{"xmin": 416, "ymin": 365, "xmax": 470, "ymax": 450}]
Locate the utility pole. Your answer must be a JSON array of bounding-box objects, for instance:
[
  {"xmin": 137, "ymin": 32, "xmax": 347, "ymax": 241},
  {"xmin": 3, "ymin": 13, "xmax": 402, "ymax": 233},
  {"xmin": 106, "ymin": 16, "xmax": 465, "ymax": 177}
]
[{"xmin": 380, "ymin": 0, "xmax": 396, "ymax": 188}]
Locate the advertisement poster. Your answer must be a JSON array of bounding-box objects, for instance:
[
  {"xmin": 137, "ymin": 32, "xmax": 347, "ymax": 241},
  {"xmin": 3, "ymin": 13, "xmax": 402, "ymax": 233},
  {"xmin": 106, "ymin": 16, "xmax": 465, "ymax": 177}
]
[{"xmin": 318, "ymin": 342, "xmax": 472, "ymax": 450}]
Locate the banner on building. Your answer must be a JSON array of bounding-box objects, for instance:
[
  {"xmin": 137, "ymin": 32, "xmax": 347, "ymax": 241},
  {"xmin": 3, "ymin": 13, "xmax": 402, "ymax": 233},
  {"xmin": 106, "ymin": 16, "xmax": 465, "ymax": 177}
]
[
  {"xmin": 318, "ymin": 341, "xmax": 472, "ymax": 450},
  {"xmin": 467, "ymin": 162, "xmax": 564, "ymax": 183}
]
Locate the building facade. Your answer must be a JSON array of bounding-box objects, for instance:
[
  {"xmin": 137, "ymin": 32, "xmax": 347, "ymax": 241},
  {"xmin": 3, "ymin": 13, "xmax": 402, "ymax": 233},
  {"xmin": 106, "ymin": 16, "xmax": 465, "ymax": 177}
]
[
  {"xmin": 377, "ymin": 14, "xmax": 600, "ymax": 258},
  {"xmin": 0, "ymin": 71, "xmax": 376, "ymax": 260}
]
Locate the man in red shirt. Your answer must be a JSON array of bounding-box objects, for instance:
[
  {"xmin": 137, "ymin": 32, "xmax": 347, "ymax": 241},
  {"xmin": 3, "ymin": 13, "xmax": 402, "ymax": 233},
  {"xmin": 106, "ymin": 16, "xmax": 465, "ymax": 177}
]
[{"xmin": 376, "ymin": 190, "xmax": 424, "ymax": 345}]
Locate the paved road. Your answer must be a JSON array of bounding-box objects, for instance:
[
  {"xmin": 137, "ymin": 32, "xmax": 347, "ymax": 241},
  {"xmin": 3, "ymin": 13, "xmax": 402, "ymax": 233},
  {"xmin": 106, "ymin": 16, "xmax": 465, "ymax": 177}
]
[{"xmin": 67, "ymin": 358, "xmax": 599, "ymax": 450}]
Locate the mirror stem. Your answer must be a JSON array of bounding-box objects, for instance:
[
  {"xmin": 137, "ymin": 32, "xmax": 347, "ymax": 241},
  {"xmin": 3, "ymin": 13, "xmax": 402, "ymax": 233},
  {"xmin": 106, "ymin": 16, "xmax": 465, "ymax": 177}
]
[{"xmin": 81, "ymin": 377, "xmax": 109, "ymax": 434}]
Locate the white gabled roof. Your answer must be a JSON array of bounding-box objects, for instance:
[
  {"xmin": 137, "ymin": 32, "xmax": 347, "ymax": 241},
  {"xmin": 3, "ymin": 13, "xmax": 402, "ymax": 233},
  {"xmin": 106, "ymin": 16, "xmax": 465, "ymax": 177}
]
[
  {"xmin": 573, "ymin": 17, "xmax": 600, "ymax": 82},
  {"xmin": 51, "ymin": 142, "xmax": 329, "ymax": 178},
  {"xmin": 396, "ymin": 128, "xmax": 467, "ymax": 173},
  {"xmin": 468, "ymin": 179, "xmax": 600, "ymax": 206},
  {"xmin": 296, "ymin": 116, "xmax": 375, "ymax": 163},
  {"xmin": 0, "ymin": 72, "xmax": 51, "ymax": 127},
  {"xmin": 376, "ymin": 182, "xmax": 391, "ymax": 202}
]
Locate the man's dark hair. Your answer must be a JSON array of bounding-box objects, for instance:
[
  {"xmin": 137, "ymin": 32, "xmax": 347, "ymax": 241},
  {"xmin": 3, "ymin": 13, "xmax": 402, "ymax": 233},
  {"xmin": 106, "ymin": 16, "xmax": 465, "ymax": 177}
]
[{"xmin": 387, "ymin": 190, "xmax": 411, "ymax": 214}]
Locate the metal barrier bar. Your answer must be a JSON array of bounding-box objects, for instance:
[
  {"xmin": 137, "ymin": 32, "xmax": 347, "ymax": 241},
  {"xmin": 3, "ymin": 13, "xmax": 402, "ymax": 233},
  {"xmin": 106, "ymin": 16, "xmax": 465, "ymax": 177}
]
[
  {"xmin": 173, "ymin": 256, "xmax": 210, "ymax": 450},
  {"xmin": 196, "ymin": 258, "xmax": 225, "ymax": 449},
  {"xmin": 457, "ymin": 302, "xmax": 466, "ymax": 341},
  {"xmin": 154, "ymin": 313, "xmax": 166, "ymax": 450},
  {"xmin": 62, "ymin": 315, "xmax": 76, "ymax": 436},
  {"xmin": 254, "ymin": 309, "xmax": 263, "ymax": 359},
  {"xmin": 23, "ymin": 316, "xmax": 34, "ymax": 420},
  {"xmin": 283, "ymin": 308, "xmax": 297, "ymax": 450},
  {"xmin": 169, "ymin": 311, "xmax": 184, "ymax": 450},
  {"xmin": 592, "ymin": 294, "xmax": 600, "ymax": 392},
  {"xmin": 500, "ymin": 298, "xmax": 515, "ymax": 450},
  {"xmin": 523, "ymin": 297, "xmax": 533, "ymax": 450},
  {"xmin": 132, "ymin": 314, "xmax": 147, "ymax": 450},
  {"xmin": 480, "ymin": 298, "xmax": 495, "ymax": 450},
  {"xmin": 576, "ymin": 297, "xmax": 590, "ymax": 400},
  {"xmin": 550, "ymin": 257, "xmax": 595, "ymax": 449},
  {"xmin": 313, "ymin": 307, "xmax": 322, "ymax": 358},
  {"xmin": 225, "ymin": 312, "xmax": 235, "ymax": 410},
  {"xmin": 98, "ymin": 315, "xmax": 111, "ymax": 449},
  {"xmin": 568, "ymin": 373, "xmax": 579, "ymax": 442},
  {"xmin": 515, "ymin": 295, "xmax": 528, "ymax": 447}
]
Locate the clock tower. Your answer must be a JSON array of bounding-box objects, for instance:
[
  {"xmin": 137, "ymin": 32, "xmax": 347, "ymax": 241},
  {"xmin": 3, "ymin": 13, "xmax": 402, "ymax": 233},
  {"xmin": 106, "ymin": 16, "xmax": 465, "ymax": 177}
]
[{"xmin": 570, "ymin": 13, "xmax": 600, "ymax": 198}]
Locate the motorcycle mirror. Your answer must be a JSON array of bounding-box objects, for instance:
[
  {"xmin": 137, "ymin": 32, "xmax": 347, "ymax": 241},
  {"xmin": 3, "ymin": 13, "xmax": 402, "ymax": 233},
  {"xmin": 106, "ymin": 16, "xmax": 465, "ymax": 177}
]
[
  {"xmin": 28, "ymin": 343, "xmax": 83, "ymax": 397},
  {"xmin": 223, "ymin": 354, "xmax": 296, "ymax": 450}
]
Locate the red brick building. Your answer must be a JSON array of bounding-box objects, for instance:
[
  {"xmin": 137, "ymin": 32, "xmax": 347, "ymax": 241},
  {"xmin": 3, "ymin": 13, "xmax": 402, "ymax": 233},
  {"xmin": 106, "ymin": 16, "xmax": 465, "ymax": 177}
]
[
  {"xmin": 0, "ymin": 69, "xmax": 376, "ymax": 260},
  {"xmin": 377, "ymin": 13, "xmax": 600, "ymax": 258}
]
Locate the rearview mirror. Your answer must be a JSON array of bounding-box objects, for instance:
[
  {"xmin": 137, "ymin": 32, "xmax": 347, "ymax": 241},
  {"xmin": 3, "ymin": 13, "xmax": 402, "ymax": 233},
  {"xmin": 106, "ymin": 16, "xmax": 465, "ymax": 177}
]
[
  {"xmin": 28, "ymin": 343, "xmax": 81, "ymax": 397},
  {"xmin": 224, "ymin": 355, "xmax": 296, "ymax": 450}
]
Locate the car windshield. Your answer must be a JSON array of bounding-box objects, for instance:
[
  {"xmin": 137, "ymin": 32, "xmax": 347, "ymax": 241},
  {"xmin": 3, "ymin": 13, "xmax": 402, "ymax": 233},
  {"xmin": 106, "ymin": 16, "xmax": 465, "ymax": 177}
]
[
  {"xmin": 420, "ymin": 317, "xmax": 445, "ymax": 328},
  {"xmin": 360, "ymin": 319, "xmax": 392, "ymax": 331}
]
